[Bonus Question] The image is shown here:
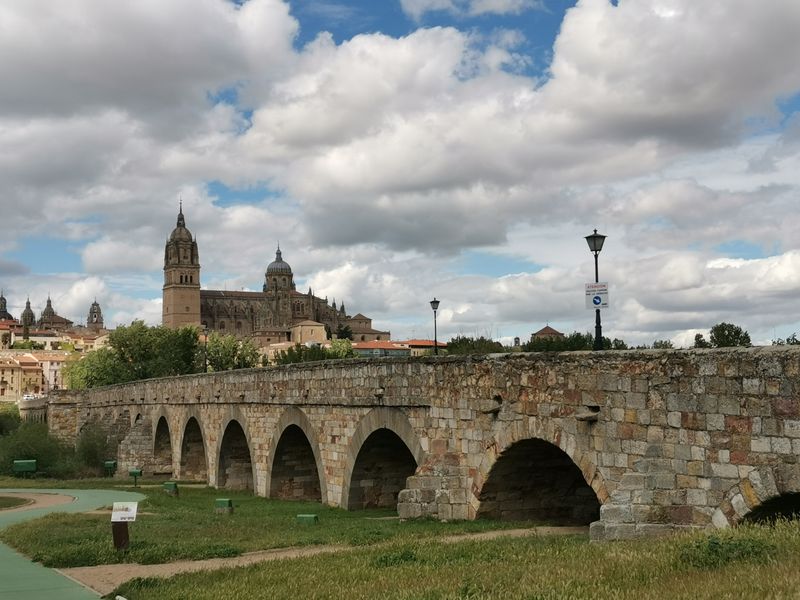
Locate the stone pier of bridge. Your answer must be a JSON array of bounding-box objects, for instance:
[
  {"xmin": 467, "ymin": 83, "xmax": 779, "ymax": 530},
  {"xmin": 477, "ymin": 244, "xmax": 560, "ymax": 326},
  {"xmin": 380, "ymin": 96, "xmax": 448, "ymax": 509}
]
[{"xmin": 34, "ymin": 347, "xmax": 800, "ymax": 541}]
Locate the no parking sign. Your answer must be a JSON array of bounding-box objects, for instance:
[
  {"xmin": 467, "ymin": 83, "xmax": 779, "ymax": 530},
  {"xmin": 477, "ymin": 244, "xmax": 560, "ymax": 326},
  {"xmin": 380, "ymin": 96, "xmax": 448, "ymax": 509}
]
[{"xmin": 585, "ymin": 283, "xmax": 609, "ymax": 309}]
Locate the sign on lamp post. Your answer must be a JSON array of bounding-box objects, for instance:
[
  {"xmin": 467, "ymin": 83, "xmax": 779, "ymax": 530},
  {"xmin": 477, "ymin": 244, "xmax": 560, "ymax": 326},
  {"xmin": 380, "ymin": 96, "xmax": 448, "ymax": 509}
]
[{"xmin": 585, "ymin": 283, "xmax": 609, "ymax": 310}]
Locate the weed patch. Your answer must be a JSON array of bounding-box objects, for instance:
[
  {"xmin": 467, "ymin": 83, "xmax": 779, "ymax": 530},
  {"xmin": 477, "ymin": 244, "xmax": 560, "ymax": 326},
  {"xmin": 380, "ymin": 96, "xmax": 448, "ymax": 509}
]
[{"xmin": 678, "ymin": 532, "xmax": 776, "ymax": 569}]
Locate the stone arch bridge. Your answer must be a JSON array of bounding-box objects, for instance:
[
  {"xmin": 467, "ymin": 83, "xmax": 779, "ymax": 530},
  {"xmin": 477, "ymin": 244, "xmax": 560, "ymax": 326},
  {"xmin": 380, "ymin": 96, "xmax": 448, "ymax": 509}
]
[{"xmin": 39, "ymin": 347, "xmax": 800, "ymax": 541}]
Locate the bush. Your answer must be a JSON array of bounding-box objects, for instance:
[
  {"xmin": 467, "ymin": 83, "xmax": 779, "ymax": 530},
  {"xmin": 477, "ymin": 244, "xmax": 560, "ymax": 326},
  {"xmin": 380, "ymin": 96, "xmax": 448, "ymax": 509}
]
[
  {"xmin": 678, "ymin": 532, "xmax": 775, "ymax": 569},
  {"xmin": 76, "ymin": 423, "xmax": 112, "ymax": 474},
  {"xmin": 0, "ymin": 423, "xmax": 77, "ymax": 477},
  {"xmin": 0, "ymin": 404, "xmax": 21, "ymax": 436}
]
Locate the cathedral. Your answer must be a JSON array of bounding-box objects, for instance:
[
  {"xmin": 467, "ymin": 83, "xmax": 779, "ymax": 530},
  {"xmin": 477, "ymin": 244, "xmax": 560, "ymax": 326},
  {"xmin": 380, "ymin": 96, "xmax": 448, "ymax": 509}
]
[{"xmin": 162, "ymin": 206, "xmax": 390, "ymax": 345}]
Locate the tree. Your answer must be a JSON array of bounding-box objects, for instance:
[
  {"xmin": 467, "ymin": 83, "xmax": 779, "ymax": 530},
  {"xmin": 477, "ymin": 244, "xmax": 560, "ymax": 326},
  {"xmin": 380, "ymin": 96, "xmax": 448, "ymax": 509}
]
[
  {"xmin": 708, "ymin": 322, "xmax": 751, "ymax": 348},
  {"xmin": 335, "ymin": 324, "xmax": 353, "ymax": 340},
  {"xmin": 206, "ymin": 333, "xmax": 260, "ymax": 371},
  {"xmin": 328, "ymin": 338, "xmax": 356, "ymax": 359},
  {"xmin": 693, "ymin": 333, "xmax": 712, "ymax": 349},
  {"xmin": 773, "ymin": 333, "xmax": 800, "ymax": 346},
  {"xmin": 63, "ymin": 348, "xmax": 128, "ymax": 389},
  {"xmin": 63, "ymin": 321, "xmax": 202, "ymax": 389},
  {"xmin": 652, "ymin": 340, "xmax": 674, "ymax": 349},
  {"xmin": 522, "ymin": 331, "xmax": 627, "ymax": 352},
  {"xmin": 446, "ymin": 336, "xmax": 505, "ymax": 355},
  {"xmin": 109, "ymin": 321, "xmax": 200, "ymax": 380},
  {"xmin": 273, "ymin": 344, "xmax": 329, "ymax": 365}
]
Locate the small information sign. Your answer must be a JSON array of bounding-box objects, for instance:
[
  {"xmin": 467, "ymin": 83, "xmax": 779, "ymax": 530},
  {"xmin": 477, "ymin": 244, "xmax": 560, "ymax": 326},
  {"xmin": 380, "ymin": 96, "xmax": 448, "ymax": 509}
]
[
  {"xmin": 585, "ymin": 282, "xmax": 609, "ymax": 309},
  {"xmin": 111, "ymin": 502, "xmax": 138, "ymax": 523}
]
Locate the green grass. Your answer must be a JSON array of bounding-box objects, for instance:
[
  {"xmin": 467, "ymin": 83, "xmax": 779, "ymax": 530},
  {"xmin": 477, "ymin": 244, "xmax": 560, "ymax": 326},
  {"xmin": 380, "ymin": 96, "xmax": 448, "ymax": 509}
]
[
  {"xmin": 113, "ymin": 521, "xmax": 800, "ymax": 600},
  {"xmin": 0, "ymin": 483, "xmax": 530, "ymax": 568},
  {"xmin": 0, "ymin": 495, "xmax": 28, "ymax": 510}
]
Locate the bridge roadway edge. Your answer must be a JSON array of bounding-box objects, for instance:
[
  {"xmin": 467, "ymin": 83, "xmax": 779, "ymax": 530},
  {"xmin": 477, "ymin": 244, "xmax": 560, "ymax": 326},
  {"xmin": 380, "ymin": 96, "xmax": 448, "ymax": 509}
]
[{"xmin": 26, "ymin": 347, "xmax": 800, "ymax": 541}]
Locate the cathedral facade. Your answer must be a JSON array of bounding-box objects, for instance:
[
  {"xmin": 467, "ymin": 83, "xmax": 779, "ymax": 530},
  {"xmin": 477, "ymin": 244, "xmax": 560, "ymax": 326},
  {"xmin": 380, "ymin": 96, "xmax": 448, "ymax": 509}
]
[{"xmin": 162, "ymin": 207, "xmax": 390, "ymax": 345}]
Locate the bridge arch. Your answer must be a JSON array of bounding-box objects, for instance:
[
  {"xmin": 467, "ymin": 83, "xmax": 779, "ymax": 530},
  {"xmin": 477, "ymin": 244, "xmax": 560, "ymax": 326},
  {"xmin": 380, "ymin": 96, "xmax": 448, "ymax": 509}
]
[
  {"xmin": 341, "ymin": 407, "xmax": 424, "ymax": 510},
  {"xmin": 267, "ymin": 407, "xmax": 327, "ymax": 504},
  {"xmin": 216, "ymin": 416, "xmax": 256, "ymax": 491},
  {"xmin": 179, "ymin": 415, "xmax": 209, "ymax": 483},
  {"xmin": 474, "ymin": 419, "xmax": 606, "ymax": 524},
  {"xmin": 713, "ymin": 465, "xmax": 800, "ymax": 527},
  {"xmin": 152, "ymin": 414, "xmax": 174, "ymax": 477}
]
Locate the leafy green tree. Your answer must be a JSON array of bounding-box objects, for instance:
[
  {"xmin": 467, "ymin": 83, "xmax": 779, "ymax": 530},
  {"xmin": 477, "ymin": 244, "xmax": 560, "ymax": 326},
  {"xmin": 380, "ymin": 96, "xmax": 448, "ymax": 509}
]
[
  {"xmin": 63, "ymin": 321, "xmax": 202, "ymax": 389},
  {"xmin": 709, "ymin": 322, "xmax": 751, "ymax": 348},
  {"xmin": 0, "ymin": 404, "xmax": 20, "ymax": 436},
  {"xmin": 523, "ymin": 331, "xmax": 625, "ymax": 352},
  {"xmin": 63, "ymin": 348, "xmax": 129, "ymax": 389},
  {"xmin": 274, "ymin": 344, "xmax": 329, "ymax": 365},
  {"xmin": 335, "ymin": 324, "xmax": 353, "ymax": 340},
  {"xmin": 773, "ymin": 333, "xmax": 800, "ymax": 346},
  {"xmin": 206, "ymin": 333, "xmax": 261, "ymax": 371},
  {"xmin": 446, "ymin": 336, "xmax": 505, "ymax": 355},
  {"xmin": 652, "ymin": 339, "xmax": 674, "ymax": 349},
  {"xmin": 693, "ymin": 333, "xmax": 712, "ymax": 348},
  {"xmin": 328, "ymin": 338, "xmax": 356, "ymax": 359},
  {"xmin": 110, "ymin": 321, "xmax": 199, "ymax": 380}
]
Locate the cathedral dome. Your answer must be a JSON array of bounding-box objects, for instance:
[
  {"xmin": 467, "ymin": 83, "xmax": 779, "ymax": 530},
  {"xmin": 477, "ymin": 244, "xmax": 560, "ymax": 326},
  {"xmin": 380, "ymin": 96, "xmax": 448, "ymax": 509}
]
[{"xmin": 266, "ymin": 247, "xmax": 292, "ymax": 275}]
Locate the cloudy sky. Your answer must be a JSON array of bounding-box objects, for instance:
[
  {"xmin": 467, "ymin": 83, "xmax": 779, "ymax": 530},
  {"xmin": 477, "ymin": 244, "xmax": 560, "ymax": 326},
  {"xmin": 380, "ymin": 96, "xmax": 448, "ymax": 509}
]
[{"xmin": 2, "ymin": 0, "xmax": 800, "ymax": 347}]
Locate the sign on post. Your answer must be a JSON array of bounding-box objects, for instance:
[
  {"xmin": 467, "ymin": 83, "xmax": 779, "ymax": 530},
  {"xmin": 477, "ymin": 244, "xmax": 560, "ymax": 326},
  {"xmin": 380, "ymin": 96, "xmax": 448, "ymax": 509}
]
[
  {"xmin": 111, "ymin": 502, "xmax": 138, "ymax": 551},
  {"xmin": 585, "ymin": 283, "xmax": 609, "ymax": 309},
  {"xmin": 111, "ymin": 502, "xmax": 138, "ymax": 522}
]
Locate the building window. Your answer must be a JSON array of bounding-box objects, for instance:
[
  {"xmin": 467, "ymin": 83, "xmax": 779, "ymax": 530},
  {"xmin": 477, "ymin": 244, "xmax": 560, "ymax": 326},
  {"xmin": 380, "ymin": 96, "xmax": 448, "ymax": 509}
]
[
  {"xmin": 220, "ymin": 321, "xmax": 225, "ymax": 330},
  {"xmin": 236, "ymin": 321, "xmax": 242, "ymax": 330}
]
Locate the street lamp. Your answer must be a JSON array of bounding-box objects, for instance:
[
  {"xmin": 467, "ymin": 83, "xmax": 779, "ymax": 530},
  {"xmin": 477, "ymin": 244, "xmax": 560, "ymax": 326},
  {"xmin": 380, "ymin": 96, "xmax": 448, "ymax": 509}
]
[
  {"xmin": 430, "ymin": 298, "xmax": 440, "ymax": 355},
  {"xmin": 201, "ymin": 325, "xmax": 209, "ymax": 372},
  {"xmin": 585, "ymin": 229, "xmax": 606, "ymax": 351}
]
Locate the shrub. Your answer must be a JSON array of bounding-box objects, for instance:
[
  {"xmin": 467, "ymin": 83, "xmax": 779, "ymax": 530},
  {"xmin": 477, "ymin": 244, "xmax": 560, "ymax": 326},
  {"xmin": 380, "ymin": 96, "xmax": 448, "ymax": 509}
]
[
  {"xmin": 678, "ymin": 532, "xmax": 776, "ymax": 569},
  {"xmin": 0, "ymin": 404, "xmax": 21, "ymax": 436},
  {"xmin": 0, "ymin": 422, "xmax": 76, "ymax": 477},
  {"xmin": 76, "ymin": 423, "xmax": 112, "ymax": 474}
]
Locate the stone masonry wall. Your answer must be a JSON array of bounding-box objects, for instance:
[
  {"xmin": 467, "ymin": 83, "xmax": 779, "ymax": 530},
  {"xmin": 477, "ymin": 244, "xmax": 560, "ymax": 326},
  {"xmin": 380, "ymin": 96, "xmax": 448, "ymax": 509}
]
[{"xmin": 46, "ymin": 347, "xmax": 800, "ymax": 540}]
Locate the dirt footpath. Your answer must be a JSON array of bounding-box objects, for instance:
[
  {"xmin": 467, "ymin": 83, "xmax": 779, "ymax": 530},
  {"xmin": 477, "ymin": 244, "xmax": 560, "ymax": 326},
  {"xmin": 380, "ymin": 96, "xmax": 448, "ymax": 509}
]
[
  {"xmin": 60, "ymin": 526, "xmax": 588, "ymax": 596},
  {"xmin": 0, "ymin": 492, "xmax": 75, "ymax": 513}
]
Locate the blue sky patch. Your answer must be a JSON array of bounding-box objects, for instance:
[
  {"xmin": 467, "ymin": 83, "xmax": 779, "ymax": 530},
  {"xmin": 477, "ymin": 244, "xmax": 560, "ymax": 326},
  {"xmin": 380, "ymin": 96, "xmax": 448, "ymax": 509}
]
[
  {"xmin": 454, "ymin": 250, "xmax": 542, "ymax": 277},
  {"xmin": 7, "ymin": 237, "xmax": 83, "ymax": 275},
  {"xmin": 714, "ymin": 239, "xmax": 772, "ymax": 260},
  {"xmin": 207, "ymin": 180, "xmax": 285, "ymax": 207}
]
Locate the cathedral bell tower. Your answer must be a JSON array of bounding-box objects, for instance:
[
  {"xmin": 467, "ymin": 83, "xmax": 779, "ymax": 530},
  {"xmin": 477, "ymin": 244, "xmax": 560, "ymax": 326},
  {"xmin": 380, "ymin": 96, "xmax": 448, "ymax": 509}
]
[{"xmin": 162, "ymin": 204, "xmax": 201, "ymax": 328}]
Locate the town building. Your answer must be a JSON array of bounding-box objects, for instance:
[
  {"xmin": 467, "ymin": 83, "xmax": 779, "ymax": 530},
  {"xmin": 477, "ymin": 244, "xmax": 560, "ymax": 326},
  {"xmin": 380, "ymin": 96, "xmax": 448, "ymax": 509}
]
[
  {"xmin": 531, "ymin": 325, "xmax": 565, "ymax": 342},
  {"xmin": 352, "ymin": 341, "xmax": 412, "ymax": 358},
  {"xmin": 162, "ymin": 206, "xmax": 390, "ymax": 346},
  {"xmin": 395, "ymin": 339, "xmax": 448, "ymax": 356}
]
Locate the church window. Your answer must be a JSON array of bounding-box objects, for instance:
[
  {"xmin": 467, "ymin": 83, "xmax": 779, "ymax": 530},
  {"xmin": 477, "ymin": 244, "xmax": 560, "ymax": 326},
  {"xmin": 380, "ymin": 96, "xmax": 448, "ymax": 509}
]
[
  {"xmin": 220, "ymin": 321, "xmax": 226, "ymax": 329},
  {"xmin": 361, "ymin": 335, "xmax": 366, "ymax": 341},
  {"xmin": 236, "ymin": 321, "xmax": 242, "ymax": 330}
]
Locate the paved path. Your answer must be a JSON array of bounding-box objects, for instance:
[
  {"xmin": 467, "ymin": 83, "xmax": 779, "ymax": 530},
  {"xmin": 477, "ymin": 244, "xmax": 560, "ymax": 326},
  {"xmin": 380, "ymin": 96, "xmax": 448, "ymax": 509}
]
[{"xmin": 0, "ymin": 488, "xmax": 144, "ymax": 600}]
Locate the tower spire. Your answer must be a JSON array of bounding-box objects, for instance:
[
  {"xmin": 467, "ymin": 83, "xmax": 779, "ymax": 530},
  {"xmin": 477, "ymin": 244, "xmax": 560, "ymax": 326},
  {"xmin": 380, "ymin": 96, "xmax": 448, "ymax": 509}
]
[{"xmin": 177, "ymin": 197, "xmax": 185, "ymax": 228}]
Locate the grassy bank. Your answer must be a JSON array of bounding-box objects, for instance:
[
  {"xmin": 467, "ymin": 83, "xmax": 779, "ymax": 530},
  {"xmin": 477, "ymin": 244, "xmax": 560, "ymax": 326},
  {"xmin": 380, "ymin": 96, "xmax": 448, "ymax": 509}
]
[
  {"xmin": 0, "ymin": 484, "xmax": 529, "ymax": 567},
  {"xmin": 114, "ymin": 521, "xmax": 800, "ymax": 600},
  {"xmin": 0, "ymin": 495, "xmax": 28, "ymax": 510}
]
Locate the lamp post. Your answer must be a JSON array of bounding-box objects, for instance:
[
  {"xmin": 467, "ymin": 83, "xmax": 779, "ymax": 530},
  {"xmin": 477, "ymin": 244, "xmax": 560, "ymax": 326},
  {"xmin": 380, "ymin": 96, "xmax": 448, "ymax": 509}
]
[
  {"xmin": 430, "ymin": 298, "xmax": 440, "ymax": 355},
  {"xmin": 585, "ymin": 229, "xmax": 606, "ymax": 351},
  {"xmin": 202, "ymin": 325, "xmax": 209, "ymax": 372}
]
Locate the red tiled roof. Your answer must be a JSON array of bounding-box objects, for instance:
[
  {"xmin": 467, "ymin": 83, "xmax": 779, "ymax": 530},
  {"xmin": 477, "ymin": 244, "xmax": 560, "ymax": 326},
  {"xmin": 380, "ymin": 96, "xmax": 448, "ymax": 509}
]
[{"xmin": 533, "ymin": 325, "xmax": 564, "ymax": 337}]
